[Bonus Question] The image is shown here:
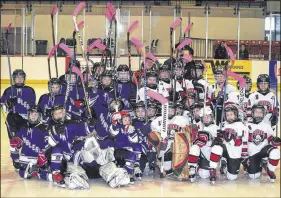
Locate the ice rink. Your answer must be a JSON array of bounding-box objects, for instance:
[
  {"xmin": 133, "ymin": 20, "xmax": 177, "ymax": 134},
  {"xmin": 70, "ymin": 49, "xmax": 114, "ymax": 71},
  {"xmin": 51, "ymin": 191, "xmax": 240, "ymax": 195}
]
[{"xmin": 1, "ymin": 84, "xmax": 280, "ymax": 197}]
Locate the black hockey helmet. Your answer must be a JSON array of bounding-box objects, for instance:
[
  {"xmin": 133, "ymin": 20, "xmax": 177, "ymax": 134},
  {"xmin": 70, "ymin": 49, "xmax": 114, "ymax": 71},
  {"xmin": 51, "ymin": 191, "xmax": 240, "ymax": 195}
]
[
  {"xmin": 27, "ymin": 105, "xmax": 42, "ymax": 125},
  {"xmin": 237, "ymin": 75, "xmax": 252, "ymax": 92},
  {"xmin": 108, "ymin": 98, "xmax": 124, "ymax": 113},
  {"xmin": 146, "ymin": 71, "xmax": 158, "ymax": 90},
  {"xmin": 92, "ymin": 62, "xmax": 105, "ymax": 79},
  {"xmin": 173, "ymin": 62, "xmax": 184, "ymax": 80},
  {"xmin": 251, "ymin": 104, "xmax": 267, "ymax": 124},
  {"xmin": 51, "ymin": 104, "xmax": 66, "ymax": 124},
  {"xmin": 134, "ymin": 101, "xmax": 146, "ymax": 121},
  {"xmin": 191, "ymin": 61, "xmax": 204, "ymax": 79},
  {"xmin": 159, "ymin": 64, "xmax": 171, "ymax": 83},
  {"xmin": 168, "ymin": 101, "xmax": 177, "ymax": 119},
  {"xmin": 116, "ymin": 64, "xmax": 130, "ymax": 83},
  {"xmin": 99, "ymin": 70, "xmax": 113, "ymax": 90},
  {"xmin": 257, "ymin": 74, "xmax": 270, "ymax": 94},
  {"xmin": 68, "ymin": 60, "xmax": 81, "ymax": 69},
  {"xmin": 190, "ymin": 102, "xmax": 204, "ymax": 120},
  {"xmin": 48, "ymin": 78, "xmax": 62, "ymax": 96},
  {"xmin": 12, "ymin": 69, "xmax": 26, "ymax": 87},
  {"xmin": 224, "ymin": 104, "xmax": 239, "ymax": 124},
  {"xmin": 175, "ymin": 100, "xmax": 184, "ymax": 116},
  {"xmin": 147, "ymin": 100, "xmax": 158, "ymax": 119}
]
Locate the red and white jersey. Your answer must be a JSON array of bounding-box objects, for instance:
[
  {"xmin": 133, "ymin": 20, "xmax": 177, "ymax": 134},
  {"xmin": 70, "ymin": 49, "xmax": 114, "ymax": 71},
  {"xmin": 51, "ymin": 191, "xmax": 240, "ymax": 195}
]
[
  {"xmin": 220, "ymin": 121, "xmax": 248, "ymax": 159},
  {"xmin": 248, "ymin": 91, "xmax": 277, "ymax": 125},
  {"xmin": 247, "ymin": 121, "xmax": 274, "ymax": 156},
  {"xmin": 137, "ymin": 87, "xmax": 156, "ymax": 102},
  {"xmin": 157, "ymin": 80, "xmax": 183, "ymax": 98}
]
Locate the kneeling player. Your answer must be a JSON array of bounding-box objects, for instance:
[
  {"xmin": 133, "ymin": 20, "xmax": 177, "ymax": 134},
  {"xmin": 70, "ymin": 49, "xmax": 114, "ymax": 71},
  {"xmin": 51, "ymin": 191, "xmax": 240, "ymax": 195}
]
[{"xmin": 246, "ymin": 104, "xmax": 280, "ymax": 183}]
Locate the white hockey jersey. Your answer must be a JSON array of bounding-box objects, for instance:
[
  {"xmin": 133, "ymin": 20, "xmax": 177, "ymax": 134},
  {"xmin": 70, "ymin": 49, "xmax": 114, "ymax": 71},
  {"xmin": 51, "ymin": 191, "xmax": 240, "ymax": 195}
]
[
  {"xmin": 248, "ymin": 91, "xmax": 277, "ymax": 125},
  {"xmin": 157, "ymin": 80, "xmax": 183, "ymax": 98},
  {"xmin": 247, "ymin": 121, "xmax": 274, "ymax": 156},
  {"xmin": 220, "ymin": 121, "xmax": 248, "ymax": 159}
]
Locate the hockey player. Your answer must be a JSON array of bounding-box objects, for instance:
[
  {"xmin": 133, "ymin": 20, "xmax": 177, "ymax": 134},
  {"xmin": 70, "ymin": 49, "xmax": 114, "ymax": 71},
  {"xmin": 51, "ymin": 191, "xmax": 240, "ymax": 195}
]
[
  {"xmin": 246, "ymin": 104, "xmax": 280, "ymax": 183},
  {"xmin": 158, "ymin": 64, "xmax": 172, "ymax": 98},
  {"xmin": 208, "ymin": 68, "xmax": 236, "ymax": 125},
  {"xmin": 92, "ymin": 62, "xmax": 106, "ymax": 82},
  {"xmin": 137, "ymin": 71, "xmax": 158, "ymax": 102},
  {"xmin": 133, "ymin": 56, "xmax": 156, "ymax": 86},
  {"xmin": 115, "ymin": 64, "xmax": 137, "ymax": 112},
  {"xmin": 188, "ymin": 106, "xmax": 219, "ymax": 182},
  {"xmin": 209, "ymin": 104, "xmax": 248, "ymax": 183},
  {"xmin": 8, "ymin": 105, "xmax": 53, "ymax": 181},
  {"xmin": 110, "ymin": 110, "xmax": 142, "ymax": 182},
  {"xmin": 1, "ymin": 69, "xmax": 36, "ymax": 170},
  {"xmin": 182, "ymin": 88, "xmax": 198, "ymax": 117},
  {"xmin": 248, "ymin": 74, "xmax": 278, "ymax": 127}
]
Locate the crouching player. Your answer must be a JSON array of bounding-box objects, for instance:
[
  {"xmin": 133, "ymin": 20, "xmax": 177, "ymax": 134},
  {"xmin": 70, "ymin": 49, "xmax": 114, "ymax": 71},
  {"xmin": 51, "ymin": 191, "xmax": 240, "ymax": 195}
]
[{"xmin": 246, "ymin": 104, "xmax": 280, "ymax": 183}]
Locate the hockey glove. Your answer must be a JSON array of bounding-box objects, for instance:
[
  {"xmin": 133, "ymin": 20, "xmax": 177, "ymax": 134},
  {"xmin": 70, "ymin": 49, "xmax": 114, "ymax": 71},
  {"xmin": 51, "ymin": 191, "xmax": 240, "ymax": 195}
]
[
  {"xmin": 270, "ymin": 114, "xmax": 277, "ymax": 127},
  {"xmin": 74, "ymin": 99, "xmax": 85, "ymax": 108},
  {"xmin": 86, "ymin": 117, "xmax": 97, "ymax": 127},
  {"xmin": 111, "ymin": 112, "xmax": 121, "ymax": 125},
  {"xmin": 270, "ymin": 137, "xmax": 281, "ymax": 147},
  {"xmin": 5, "ymin": 97, "xmax": 17, "ymax": 110},
  {"xmin": 224, "ymin": 132, "xmax": 235, "ymax": 143},
  {"xmin": 212, "ymin": 137, "xmax": 223, "ymax": 146},
  {"xmin": 37, "ymin": 151, "xmax": 48, "ymax": 167},
  {"xmin": 45, "ymin": 108, "xmax": 52, "ymax": 117},
  {"xmin": 10, "ymin": 137, "xmax": 22, "ymax": 149},
  {"xmin": 194, "ymin": 138, "xmax": 207, "ymax": 148},
  {"xmin": 217, "ymin": 130, "xmax": 225, "ymax": 139}
]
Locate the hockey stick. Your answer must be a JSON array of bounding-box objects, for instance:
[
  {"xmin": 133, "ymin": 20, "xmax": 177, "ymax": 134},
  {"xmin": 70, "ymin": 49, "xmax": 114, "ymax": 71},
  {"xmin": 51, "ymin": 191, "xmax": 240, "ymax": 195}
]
[
  {"xmin": 51, "ymin": 5, "xmax": 58, "ymax": 77},
  {"xmin": 170, "ymin": 18, "xmax": 182, "ymax": 76},
  {"xmin": 105, "ymin": 9, "xmax": 115, "ymax": 67},
  {"xmin": 130, "ymin": 37, "xmax": 147, "ymax": 122},
  {"xmin": 58, "ymin": 43, "xmax": 74, "ymax": 109},
  {"xmin": 147, "ymin": 90, "xmax": 169, "ymax": 178},
  {"xmin": 201, "ymin": 60, "xmax": 208, "ymax": 130},
  {"xmin": 47, "ymin": 44, "xmax": 59, "ymax": 79},
  {"xmin": 146, "ymin": 52, "xmax": 161, "ymax": 72},
  {"xmin": 274, "ymin": 64, "xmax": 279, "ymax": 137},
  {"xmin": 107, "ymin": 2, "xmax": 117, "ymax": 69},
  {"xmin": 5, "ymin": 23, "xmax": 14, "ymax": 98},
  {"xmin": 72, "ymin": 2, "xmax": 92, "ymax": 80},
  {"xmin": 183, "ymin": 23, "xmax": 193, "ymax": 39},
  {"xmin": 183, "ymin": 54, "xmax": 193, "ymax": 63}
]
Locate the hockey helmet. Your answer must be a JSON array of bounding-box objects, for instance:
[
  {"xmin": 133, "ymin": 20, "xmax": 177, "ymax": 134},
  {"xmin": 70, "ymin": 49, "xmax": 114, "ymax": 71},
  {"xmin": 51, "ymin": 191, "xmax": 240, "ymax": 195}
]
[
  {"xmin": 134, "ymin": 101, "xmax": 146, "ymax": 121},
  {"xmin": 251, "ymin": 104, "xmax": 267, "ymax": 124},
  {"xmin": 116, "ymin": 64, "xmax": 131, "ymax": 83},
  {"xmin": 159, "ymin": 64, "xmax": 171, "ymax": 83},
  {"xmin": 146, "ymin": 71, "xmax": 158, "ymax": 90},
  {"xmin": 48, "ymin": 78, "xmax": 62, "ymax": 96},
  {"xmin": 224, "ymin": 104, "xmax": 239, "ymax": 124},
  {"xmin": 51, "ymin": 104, "xmax": 66, "ymax": 124},
  {"xmin": 27, "ymin": 105, "xmax": 42, "ymax": 125},
  {"xmin": 13, "ymin": 69, "xmax": 26, "ymax": 87},
  {"xmin": 257, "ymin": 74, "xmax": 270, "ymax": 94},
  {"xmin": 108, "ymin": 98, "xmax": 124, "ymax": 113}
]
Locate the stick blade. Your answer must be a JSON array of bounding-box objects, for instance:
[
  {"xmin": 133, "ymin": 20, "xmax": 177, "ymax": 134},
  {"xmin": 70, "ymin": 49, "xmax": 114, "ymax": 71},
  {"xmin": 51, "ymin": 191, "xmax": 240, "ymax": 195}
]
[
  {"xmin": 72, "ymin": 2, "xmax": 86, "ymax": 17},
  {"xmin": 128, "ymin": 20, "xmax": 139, "ymax": 33},
  {"xmin": 107, "ymin": 2, "xmax": 115, "ymax": 16},
  {"xmin": 7, "ymin": 23, "xmax": 12, "ymax": 31},
  {"xmin": 170, "ymin": 18, "xmax": 182, "ymax": 29},
  {"xmin": 48, "ymin": 45, "xmax": 59, "ymax": 59},
  {"xmin": 87, "ymin": 39, "xmax": 102, "ymax": 52},
  {"xmin": 59, "ymin": 43, "xmax": 73, "ymax": 57},
  {"xmin": 147, "ymin": 90, "xmax": 168, "ymax": 105},
  {"xmin": 74, "ymin": 21, "xmax": 84, "ymax": 32},
  {"xmin": 51, "ymin": 5, "xmax": 57, "ymax": 16},
  {"xmin": 183, "ymin": 23, "xmax": 193, "ymax": 34},
  {"xmin": 146, "ymin": 53, "xmax": 157, "ymax": 62},
  {"xmin": 130, "ymin": 37, "xmax": 143, "ymax": 48}
]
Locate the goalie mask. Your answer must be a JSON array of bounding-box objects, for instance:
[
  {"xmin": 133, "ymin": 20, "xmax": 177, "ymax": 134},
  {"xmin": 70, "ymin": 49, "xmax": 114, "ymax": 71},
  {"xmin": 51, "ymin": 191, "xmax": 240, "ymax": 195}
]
[
  {"xmin": 134, "ymin": 101, "xmax": 146, "ymax": 122},
  {"xmin": 224, "ymin": 104, "xmax": 239, "ymax": 124},
  {"xmin": 191, "ymin": 61, "xmax": 204, "ymax": 80},
  {"xmin": 159, "ymin": 64, "xmax": 171, "ymax": 83},
  {"xmin": 147, "ymin": 100, "xmax": 158, "ymax": 119},
  {"xmin": 100, "ymin": 70, "xmax": 113, "ymax": 90},
  {"xmin": 116, "ymin": 64, "xmax": 130, "ymax": 83},
  {"xmin": 199, "ymin": 106, "xmax": 214, "ymax": 127},
  {"xmin": 48, "ymin": 78, "xmax": 61, "ymax": 96},
  {"xmin": 173, "ymin": 62, "xmax": 184, "ymax": 80},
  {"xmin": 13, "ymin": 69, "xmax": 26, "ymax": 88},
  {"xmin": 146, "ymin": 71, "xmax": 158, "ymax": 90},
  {"xmin": 257, "ymin": 74, "xmax": 270, "ymax": 95},
  {"xmin": 51, "ymin": 104, "xmax": 66, "ymax": 124},
  {"xmin": 251, "ymin": 104, "xmax": 267, "ymax": 124},
  {"xmin": 27, "ymin": 105, "xmax": 42, "ymax": 126},
  {"xmin": 109, "ymin": 99, "xmax": 124, "ymax": 113}
]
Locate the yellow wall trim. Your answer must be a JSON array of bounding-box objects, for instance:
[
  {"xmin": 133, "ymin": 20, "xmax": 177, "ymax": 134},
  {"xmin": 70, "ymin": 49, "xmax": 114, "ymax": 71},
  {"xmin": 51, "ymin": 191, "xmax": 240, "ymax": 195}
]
[{"xmin": 1, "ymin": 79, "xmax": 48, "ymax": 84}]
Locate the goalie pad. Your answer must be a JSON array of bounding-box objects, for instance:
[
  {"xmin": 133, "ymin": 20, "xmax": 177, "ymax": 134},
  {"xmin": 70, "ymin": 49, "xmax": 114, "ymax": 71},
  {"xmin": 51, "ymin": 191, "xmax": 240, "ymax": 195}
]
[
  {"xmin": 147, "ymin": 131, "xmax": 162, "ymax": 152},
  {"xmin": 171, "ymin": 128, "xmax": 192, "ymax": 179},
  {"xmin": 99, "ymin": 162, "xmax": 131, "ymax": 188},
  {"xmin": 65, "ymin": 162, "xmax": 89, "ymax": 190}
]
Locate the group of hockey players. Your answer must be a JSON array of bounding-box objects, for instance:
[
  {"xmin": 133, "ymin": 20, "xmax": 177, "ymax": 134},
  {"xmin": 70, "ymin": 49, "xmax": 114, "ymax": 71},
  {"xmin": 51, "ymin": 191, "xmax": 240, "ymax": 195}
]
[{"xmin": 1, "ymin": 42, "xmax": 280, "ymax": 190}]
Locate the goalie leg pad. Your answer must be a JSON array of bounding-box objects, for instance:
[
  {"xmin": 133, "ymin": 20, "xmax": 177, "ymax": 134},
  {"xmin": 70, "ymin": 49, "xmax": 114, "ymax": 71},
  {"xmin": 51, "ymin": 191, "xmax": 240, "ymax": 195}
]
[
  {"xmin": 65, "ymin": 172, "xmax": 89, "ymax": 190},
  {"xmin": 172, "ymin": 132, "xmax": 190, "ymax": 178},
  {"xmin": 99, "ymin": 162, "xmax": 130, "ymax": 188}
]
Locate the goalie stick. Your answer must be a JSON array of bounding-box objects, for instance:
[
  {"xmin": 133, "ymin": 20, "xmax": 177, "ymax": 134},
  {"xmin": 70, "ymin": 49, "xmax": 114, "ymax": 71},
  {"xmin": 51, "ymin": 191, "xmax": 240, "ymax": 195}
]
[
  {"xmin": 51, "ymin": 5, "xmax": 58, "ymax": 78},
  {"xmin": 147, "ymin": 90, "xmax": 169, "ymax": 178}
]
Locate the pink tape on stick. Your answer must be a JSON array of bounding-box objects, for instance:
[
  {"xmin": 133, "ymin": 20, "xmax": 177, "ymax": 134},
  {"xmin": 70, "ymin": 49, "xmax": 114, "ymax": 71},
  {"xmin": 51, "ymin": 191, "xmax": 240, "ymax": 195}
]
[
  {"xmin": 97, "ymin": 43, "xmax": 106, "ymax": 51},
  {"xmin": 146, "ymin": 53, "xmax": 157, "ymax": 62},
  {"xmin": 48, "ymin": 45, "xmax": 59, "ymax": 59},
  {"xmin": 130, "ymin": 37, "xmax": 143, "ymax": 48},
  {"xmin": 225, "ymin": 71, "xmax": 246, "ymax": 88},
  {"xmin": 87, "ymin": 39, "xmax": 102, "ymax": 52},
  {"xmin": 183, "ymin": 23, "xmax": 193, "ymax": 34},
  {"xmin": 72, "ymin": 2, "xmax": 86, "ymax": 17},
  {"xmin": 225, "ymin": 45, "xmax": 235, "ymax": 61},
  {"xmin": 170, "ymin": 18, "xmax": 182, "ymax": 29},
  {"xmin": 59, "ymin": 43, "xmax": 74, "ymax": 57},
  {"xmin": 105, "ymin": 9, "xmax": 113, "ymax": 21},
  {"xmin": 107, "ymin": 2, "xmax": 115, "ymax": 16},
  {"xmin": 177, "ymin": 38, "xmax": 192, "ymax": 49},
  {"xmin": 51, "ymin": 5, "xmax": 57, "ymax": 16},
  {"xmin": 147, "ymin": 90, "xmax": 168, "ymax": 105},
  {"xmin": 128, "ymin": 21, "xmax": 139, "ymax": 33},
  {"xmin": 183, "ymin": 54, "xmax": 193, "ymax": 62},
  {"xmin": 72, "ymin": 66, "xmax": 84, "ymax": 82},
  {"xmin": 7, "ymin": 23, "xmax": 12, "ymax": 31},
  {"xmin": 74, "ymin": 21, "xmax": 84, "ymax": 32}
]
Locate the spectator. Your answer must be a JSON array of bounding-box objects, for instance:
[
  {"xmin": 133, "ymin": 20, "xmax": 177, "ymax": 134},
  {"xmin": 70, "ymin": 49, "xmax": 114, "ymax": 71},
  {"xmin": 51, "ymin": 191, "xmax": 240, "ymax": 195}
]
[
  {"xmin": 239, "ymin": 44, "xmax": 249, "ymax": 60},
  {"xmin": 214, "ymin": 41, "xmax": 228, "ymax": 59}
]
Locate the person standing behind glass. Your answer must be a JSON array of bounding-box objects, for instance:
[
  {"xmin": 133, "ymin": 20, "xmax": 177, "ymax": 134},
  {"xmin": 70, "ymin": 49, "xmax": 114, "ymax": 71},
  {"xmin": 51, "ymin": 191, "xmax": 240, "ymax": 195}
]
[
  {"xmin": 239, "ymin": 44, "xmax": 249, "ymax": 60},
  {"xmin": 214, "ymin": 41, "xmax": 228, "ymax": 59}
]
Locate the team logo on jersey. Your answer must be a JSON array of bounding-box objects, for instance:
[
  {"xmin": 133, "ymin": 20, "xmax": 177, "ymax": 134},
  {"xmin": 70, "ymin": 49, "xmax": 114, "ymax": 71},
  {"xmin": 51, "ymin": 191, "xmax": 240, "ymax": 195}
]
[
  {"xmin": 252, "ymin": 129, "xmax": 265, "ymax": 145},
  {"xmin": 257, "ymin": 100, "xmax": 271, "ymax": 111},
  {"xmin": 168, "ymin": 124, "xmax": 180, "ymax": 138}
]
